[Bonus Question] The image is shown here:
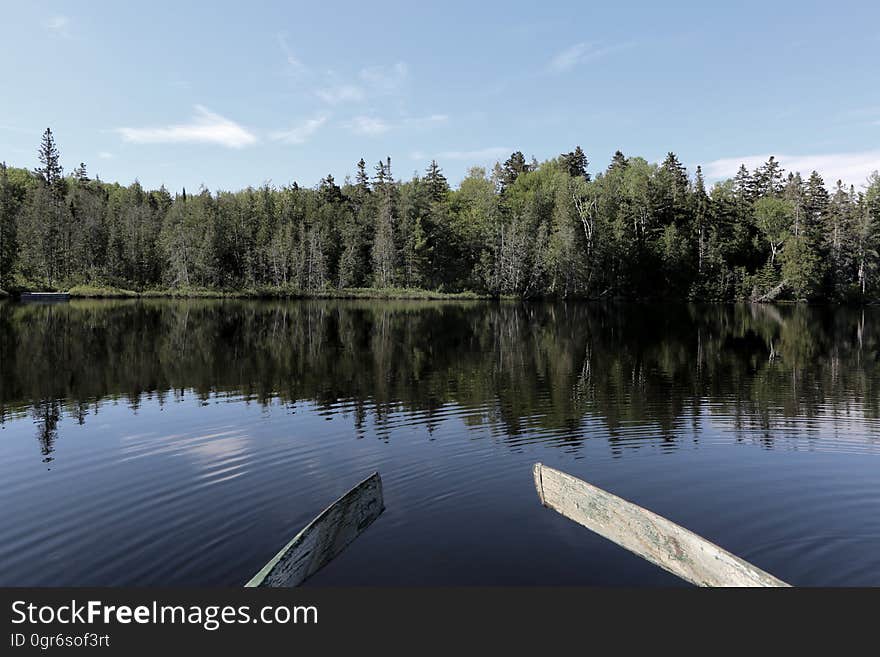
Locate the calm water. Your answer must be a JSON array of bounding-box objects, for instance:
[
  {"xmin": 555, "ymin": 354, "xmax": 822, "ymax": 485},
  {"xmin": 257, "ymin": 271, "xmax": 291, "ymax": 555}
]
[{"xmin": 2, "ymin": 299, "xmax": 880, "ymax": 587}]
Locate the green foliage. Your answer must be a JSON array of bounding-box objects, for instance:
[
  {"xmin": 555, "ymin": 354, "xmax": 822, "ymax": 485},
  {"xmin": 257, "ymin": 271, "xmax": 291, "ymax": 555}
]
[
  {"xmin": 67, "ymin": 284, "xmax": 139, "ymax": 298},
  {"xmin": 560, "ymin": 146, "xmax": 589, "ymax": 180},
  {"xmin": 494, "ymin": 151, "xmax": 530, "ymax": 192},
  {"xmin": 371, "ymin": 158, "xmax": 397, "ymax": 288},
  {"xmin": 780, "ymin": 235, "xmax": 821, "ymax": 300},
  {"xmin": 0, "ymin": 163, "xmax": 20, "ymax": 287},
  {"xmin": 753, "ymin": 196, "xmax": 792, "ymax": 265},
  {"xmin": 751, "ymin": 260, "xmax": 782, "ymax": 300},
  {"xmin": 4, "ymin": 129, "xmax": 880, "ymax": 302}
]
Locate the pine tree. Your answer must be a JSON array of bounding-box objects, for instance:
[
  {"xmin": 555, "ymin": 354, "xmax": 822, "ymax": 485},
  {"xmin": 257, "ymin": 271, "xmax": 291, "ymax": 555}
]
[
  {"xmin": 778, "ymin": 171, "xmax": 822, "ymax": 298},
  {"xmin": 1, "ymin": 134, "xmax": 879, "ymax": 303},
  {"xmin": 354, "ymin": 158, "xmax": 370, "ymax": 205},
  {"xmin": 751, "ymin": 156, "xmax": 784, "ymax": 198},
  {"xmin": 824, "ymin": 181, "xmax": 857, "ymax": 298},
  {"xmin": 783, "ymin": 172, "xmax": 805, "ymax": 237},
  {"xmin": 35, "ymin": 128, "xmax": 64, "ymax": 194},
  {"xmin": 780, "ymin": 232, "xmax": 821, "ymax": 300},
  {"xmin": 692, "ymin": 165, "xmax": 709, "ymax": 278},
  {"xmin": 371, "ymin": 158, "xmax": 388, "ymax": 188},
  {"xmin": 496, "ymin": 151, "xmax": 528, "ymax": 191},
  {"xmin": 424, "ymin": 160, "xmax": 449, "ymax": 202},
  {"xmin": 803, "ymin": 171, "xmax": 829, "ymax": 243},
  {"xmin": 305, "ymin": 222, "xmax": 327, "ymax": 291},
  {"xmin": 656, "ymin": 152, "xmax": 690, "ymax": 222},
  {"xmin": 860, "ymin": 172, "xmax": 880, "ymax": 296},
  {"xmin": 608, "ymin": 150, "xmax": 628, "ymax": 172},
  {"xmin": 159, "ymin": 190, "xmax": 218, "ymax": 288},
  {"xmin": 72, "ymin": 162, "xmax": 89, "ymax": 183},
  {"xmin": 371, "ymin": 158, "xmax": 397, "ymax": 287},
  {"xmin": 318, "ymin": 173, "xmax": 343, "ymax": 205},
  {"xmin": 0, "ymin": 162, "xmax": 18, "ymax": 287},
  {"xmin": 853, "ymin": 187, "xmax": 878, "ymax": 297},
  {"xmin": 27, "ymin": 129, "xmax": 68, "ymax": 286},
  {"xmin": 398, "ymin": 177, "xmax": 429, "ymax": 287},
  {"xmin": 733, "ymin": 165, "xmax": 752, "ymax": 204},
  {"xmin": 337, "ymin": 211, "xmax": 365, "ymax": 288},
  {"xmin": 561, "ymin": 146, "xmax": 590, "ymax": 180}
]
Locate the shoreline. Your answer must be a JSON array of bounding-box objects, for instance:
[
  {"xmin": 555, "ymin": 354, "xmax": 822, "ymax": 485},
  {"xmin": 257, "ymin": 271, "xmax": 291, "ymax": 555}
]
[
  {"xmin": 61, "ymin": 285, "xmax": 500, "ymax": 301},
  {"xmin": 0, "ymin": 285, "xmax": 874, "ymax": 305}
]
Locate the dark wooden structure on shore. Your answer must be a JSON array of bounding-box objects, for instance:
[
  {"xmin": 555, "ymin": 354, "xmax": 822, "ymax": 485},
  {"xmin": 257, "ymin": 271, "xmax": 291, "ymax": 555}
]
[{"xmin": 20, "ymin": 292, "xmax": 71, "ymax": 302}]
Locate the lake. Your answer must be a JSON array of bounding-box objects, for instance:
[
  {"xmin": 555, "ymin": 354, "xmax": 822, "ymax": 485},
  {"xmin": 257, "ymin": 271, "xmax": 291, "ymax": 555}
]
[{"xmin": 1, "ymin": 299, "xmax": 880, "ymax": 586}]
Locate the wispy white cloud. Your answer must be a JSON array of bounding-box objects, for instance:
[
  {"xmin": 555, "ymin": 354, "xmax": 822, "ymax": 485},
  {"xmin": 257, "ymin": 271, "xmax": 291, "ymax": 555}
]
[
  {"xmin": 344, "ymin": 116, "xmax": 390, "ymax": 136},
  {"xmin": 98, "ymin": 152, "xmax": 114, "ymax": 159},
  {"xmin": 342, "ymin": 113, "xmax": 448, "ymax": 137},
  {"xmin": 359, "ymin": 62, "xmax": 408, "ymax": 93},
  {"xmin": 548, "ymin": 41, "xmax": 630, "ymax": 73},
  {"xmin": 277, "ymin": 33, "xmax": 308, "ymax": 77},
  {"xmin": 115, "ymin": 106, "xmax": 257, "ymax": 148},
  {"xmin": 46, "ymin": 15, "xmax": 70, "ymax": 37},
  {"xmin": 315, "ymin": 61, "xmax": 409, "ymax": 105},
  {"xmin": 316, "ymin": 84, "xmax": 365, "ymax": 105},
  {"xmin": 404, "ymin": 114, "xmax": 448, "ymax": 127},
  {"xmin": 705, "ymin": 150, "xmax": 880, "ymax": 187},
  {"xmin": 437, "ymin": 147, "xmax": 512, "ymax": 161},
  {"xmin": 271, "ymin": 116, "xmax": 328, "ymax": 144}
]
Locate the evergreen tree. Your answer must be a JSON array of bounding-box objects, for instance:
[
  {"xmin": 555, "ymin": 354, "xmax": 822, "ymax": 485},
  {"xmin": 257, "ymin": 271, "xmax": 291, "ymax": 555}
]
[
  {"xmin": 35, "ymin": 128, "xmax": 64, "ymax": 193},
  {"xmin": 0, "ymin": 162, "xmax": 18, "ymax": 287},
  {"xmin": 1, "ymin": 132, "xmax": 878, "ymax": 303},
  {"xmin": 495, "ymin": 151, "xmax": 529, "ymax": 191},
  {"xmin": 783, "ymin": 172, "xmax": 805, "ymax": 237},
  {"xmin": 780, "ymin": 233, "xmax": 821, "ymax": 300},
  {"xmin": 424, "ymin": 160, "xmax": 449, "ymax": 202},
  {"xmin": 25, "ymin": 129, "xmax": 68, "ymax": 286},
  {"xmin": 733, "ymin": 164, "xmax": 754, "ymax": 204},
  {"xmin": 337, "ymin": 211, "xmax": 365, "ymax": 288},
  {"xmin": 853, "ymin": 186, "xmax": 878, "ymax": 297},
  {"xmin": 824, "ymin": 181, "xmax": 857, "ymax": 298},
  {"xmin": 751, "ymin": 156, "xmax": 785, "ymax": 198},
  {"xmin": 371, "ymin": 158, "xmax": 397, "ymax": 287},
  {"xmin": 398, "ymin": 176, "xmax": 429, "ymax": 287},
  {"xmin": 318, "ymin": 173, "xmax": 344, "ymax": 205},
  {"xmin": 861, "ymin": 172, "xmax": 880, "ymax": 295},
  {"xmin": 72, "ymin": 162, "xmax": 89, "ymax": 183},
  {"xmin": 608, "ymin": 150, "xmax": 628, "ymax": 172},
  {"xmin": 654, "ymin": 152, "xmax": 690, "ymax": 227},
  {"xmin": 354, "ymin": 158, "xmax": 370, "ymax": 203},
  {"xmin": 159, "ymin": 188, "xmax": 217, "ymax": 288},
  {"xmin": 692, "ymin": 165, "xmax": 710, "ymax": 280},
  {"xmin": 561, "ymin": 146, "xmax": 590, "ymax": 180},
  {"xmin": 803, "ymin": 171, "xmax": 829, "ymax": 243}
]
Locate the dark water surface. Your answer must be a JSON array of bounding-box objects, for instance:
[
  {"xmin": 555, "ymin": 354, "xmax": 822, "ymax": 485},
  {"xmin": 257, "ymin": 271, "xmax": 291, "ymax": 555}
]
[{"xmin": 2, "ymin": 299, "xmax": 880, "ymax": 586}]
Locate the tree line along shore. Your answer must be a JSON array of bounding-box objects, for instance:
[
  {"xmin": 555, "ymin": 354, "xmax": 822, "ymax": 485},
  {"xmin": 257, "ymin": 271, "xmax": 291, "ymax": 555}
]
[{"xmin": 1, "ymin": 129, "xmax": 879, "ymax": 302}]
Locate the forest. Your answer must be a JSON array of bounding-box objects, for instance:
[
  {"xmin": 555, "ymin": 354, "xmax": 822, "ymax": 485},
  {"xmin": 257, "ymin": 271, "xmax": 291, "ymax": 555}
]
[{"xmin": 1, "ymin": 128, "xmax": 879, "ymax": 302}]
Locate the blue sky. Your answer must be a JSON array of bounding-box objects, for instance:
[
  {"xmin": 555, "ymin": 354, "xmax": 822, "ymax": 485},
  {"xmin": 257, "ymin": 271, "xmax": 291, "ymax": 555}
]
[{"xmin": 1, "ymin": 1, "xmax": 878, "ymax": 191}]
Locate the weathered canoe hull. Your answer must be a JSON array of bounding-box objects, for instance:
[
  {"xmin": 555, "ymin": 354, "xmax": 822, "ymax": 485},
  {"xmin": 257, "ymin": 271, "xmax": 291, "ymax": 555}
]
[
  {"xmin": 533, "ymin": 463, "xmax": 788, "ymax": 587},
  {"xmin": 246, "ymin": 472, "xmax": 384, "ymax": 587}
]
